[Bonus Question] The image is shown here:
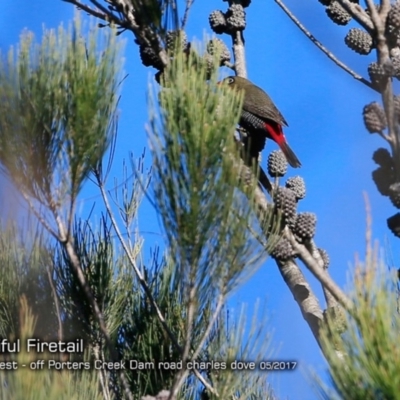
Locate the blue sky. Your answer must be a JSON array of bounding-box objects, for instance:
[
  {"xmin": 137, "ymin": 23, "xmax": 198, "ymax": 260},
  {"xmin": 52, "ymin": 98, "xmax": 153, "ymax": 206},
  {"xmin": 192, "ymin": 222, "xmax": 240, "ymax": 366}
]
[{"xmin": 0, "ymin": 1, "xmax": 397, "ymax": 399}]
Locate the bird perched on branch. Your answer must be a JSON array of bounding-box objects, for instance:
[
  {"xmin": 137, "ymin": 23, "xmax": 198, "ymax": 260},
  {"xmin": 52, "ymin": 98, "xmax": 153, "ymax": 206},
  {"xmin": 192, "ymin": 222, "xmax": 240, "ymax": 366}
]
[{"xmin": 222, "ymin": 76, "xmax": 301, "ymax": 169}]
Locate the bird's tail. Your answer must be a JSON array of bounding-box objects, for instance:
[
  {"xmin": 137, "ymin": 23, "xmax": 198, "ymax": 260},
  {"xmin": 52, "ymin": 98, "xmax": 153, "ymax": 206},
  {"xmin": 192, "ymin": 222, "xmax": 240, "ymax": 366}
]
[
  {"xmin": 279, "ymin": 141, "xmax": 301, "ymax": 168},
  {"xmin": 263, "ymin": 122, "xmax": 301, "ymax": 168}
]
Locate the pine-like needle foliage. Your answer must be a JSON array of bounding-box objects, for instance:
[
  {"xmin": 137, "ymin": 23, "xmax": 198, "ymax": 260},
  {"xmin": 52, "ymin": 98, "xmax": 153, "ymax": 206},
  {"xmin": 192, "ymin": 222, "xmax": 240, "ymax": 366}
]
[
  {"xmin": 0, "ymin": 297, "xmax": 101, "ymax": 400},
  {"xmin": 0, "ymin": 220, "xmax": 58, "ymax": 340},
  {"xmin": 200, "ymin": 303, "xmax": 277, "ymax": 400},
  {"xmin": 149, "ymin": 44, "xmax": 277, "ymax": 303},
  {"xmin": 315, "ymin": 243, "xmax": 400, "ymax": 400},
  {"xmin": 148, "ymin": 43, "xmax": 279, "ymax": 398},
  {"xmin": 0, "ymin": 16, "xmax": 123, "ymax": 208}
]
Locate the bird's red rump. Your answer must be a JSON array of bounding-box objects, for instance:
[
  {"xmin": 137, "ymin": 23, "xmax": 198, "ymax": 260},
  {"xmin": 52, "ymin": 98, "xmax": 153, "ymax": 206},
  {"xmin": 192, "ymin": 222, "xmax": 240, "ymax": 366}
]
[
  {"xmin": 262, "ymin": 121, "xmax": 285, "ymax": 146},
  {"xmin": 263, "ymin": 122, "xmax": 301, "ymax": 168}
]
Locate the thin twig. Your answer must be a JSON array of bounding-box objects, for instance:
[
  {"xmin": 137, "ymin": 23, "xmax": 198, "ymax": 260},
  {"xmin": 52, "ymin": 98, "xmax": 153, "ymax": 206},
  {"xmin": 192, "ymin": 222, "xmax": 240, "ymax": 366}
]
[
  {"xmin": 365, "ymin": 0, "xmax": 383, "ymax": 40},
  {"xmin": 181, "ymin": 0, "xmax": 195, "ymax": 30},
  {"xmin": 67, "ymin": 186, "xmax": 78, "ymax": 242},
  {"xmin": 62, "ymin": 0, "xmax": 123, "ymax": 25},
  {"xmin": 21, "ymin": 194, "xmax": 59, "ymax": 239},
  {"xmin": 90, "ymin": 0, "xmax": 116, "ymax": 19},
  {"xmin": 182, "ymin": 286, "xmax": 196, "ymax": 366},
  {"xmin": 377, "ymin": 130, "xmax": 393, "ymax": 144},
  {"xmin": 46, "ymin": 261, "xmax": 63, "ymax": 347},
  {"xmin": 97, "ymin": 174, "xmax": 182, "ymax": 352},
  {"xmin": 222, "ymin": 60, "xmax": 236, "ymax": 71},
  {"xmin": 275, "ymin": 0, "xmax": 376, "ymax": 91}
]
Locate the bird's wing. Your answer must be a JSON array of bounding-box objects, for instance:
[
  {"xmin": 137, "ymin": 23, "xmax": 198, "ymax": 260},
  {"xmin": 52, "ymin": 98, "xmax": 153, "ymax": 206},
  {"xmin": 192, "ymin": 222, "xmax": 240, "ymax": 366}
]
[{"xmin": 242, "ymin": 85, "xmax": 288, "ymax": 127}]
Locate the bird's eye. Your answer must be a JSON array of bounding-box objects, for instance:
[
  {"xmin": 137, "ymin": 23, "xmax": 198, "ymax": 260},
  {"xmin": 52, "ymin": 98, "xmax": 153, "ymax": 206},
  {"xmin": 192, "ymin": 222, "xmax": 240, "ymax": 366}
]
[{"xmin": 227, "ymin": 77, "xmax": 235, "ymax": 84}]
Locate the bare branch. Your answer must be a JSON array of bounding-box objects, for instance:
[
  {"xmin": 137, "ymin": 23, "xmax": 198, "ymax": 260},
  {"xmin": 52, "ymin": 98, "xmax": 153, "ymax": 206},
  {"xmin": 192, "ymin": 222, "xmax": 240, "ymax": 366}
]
[
  {"xmin": 231, "ymin": 30, "xmax": 247, "ymax": 78},
  {"xmin": 364, "ymin": 0, "xmax": 400, "ymax": 178},
  {"xmin": 238, "ymin": 165, "xmax": 330, "ymax": 347},
  {"xmin": 275, "ymin": 0, "xmax": 375, "ymax": 91},
  {"xmin": 181, "ymin": 0, "xmax": 195, "ymax": 30},
  {"xmin": 276, "ymin": 258, "xmax": 324, "ymax": 347},
  {"xmin": 286, "ymin": 231, "xmax": 352, "ymax": 310},
  {"xmin": 379, "ymin": 0, "xmax": 391, "ymax": 20}
]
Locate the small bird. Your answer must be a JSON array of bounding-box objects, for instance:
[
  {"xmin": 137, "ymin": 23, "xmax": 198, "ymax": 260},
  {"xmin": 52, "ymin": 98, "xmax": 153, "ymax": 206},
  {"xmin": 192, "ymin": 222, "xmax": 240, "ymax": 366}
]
[{"xmin": 222, "ymin": 76, "xmax": 301, "ymax": 168}]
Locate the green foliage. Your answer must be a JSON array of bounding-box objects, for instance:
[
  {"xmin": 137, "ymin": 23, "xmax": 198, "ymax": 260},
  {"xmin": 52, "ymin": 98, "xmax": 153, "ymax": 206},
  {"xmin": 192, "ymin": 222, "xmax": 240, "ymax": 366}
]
[
  {"xmin": 0, "ymin": 16, "xmax": 123, "ymax": 206},
  {"xmin": 147, "ymin": 44, "xmax": 279, "ymax": 398},
  {"xmin": 316, "ymin": 244, "xmax": 400, "ymax": 400},
  {"xmin": 0, "ymin": 14, "xmax": 279, "ymax": 400},
  {"xmin": 201, "ymin": 303, "xmax": 277, "ymax": 400},
  {"xmin": 0, "ymin": 213, "xmax": 190, "ymax": 399},
  {"xmin": 57, "ymin": 216, "xmax": 190, "ymax": 397},
  {"xmin": 0, "ymin": 219, "xmax": 58, "ymax": 340},
  {"xmin": 119, "ymin": 256, "xmax": 188, "ymax": 398},
  {"xmin": 149, "ymin": 44, "xmax": 276, "ymax": 302},
  {"xmin": 55, "ymin": 217, "xmax": 126, "ymax": 342},
  {"xmin": 0, "ymin": 297, "xmax": 102, "ymax": 400}
]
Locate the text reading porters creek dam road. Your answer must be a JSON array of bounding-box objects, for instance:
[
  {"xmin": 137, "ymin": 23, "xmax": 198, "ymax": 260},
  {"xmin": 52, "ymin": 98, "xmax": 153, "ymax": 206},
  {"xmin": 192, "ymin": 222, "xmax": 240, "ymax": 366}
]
[
  {"xmin": 0, "ymin": 360, "xmax": 298, "ymax": 372},
  {"xmin": 0, "ymin": 339, "xmax": 297, "ymax": 371}
]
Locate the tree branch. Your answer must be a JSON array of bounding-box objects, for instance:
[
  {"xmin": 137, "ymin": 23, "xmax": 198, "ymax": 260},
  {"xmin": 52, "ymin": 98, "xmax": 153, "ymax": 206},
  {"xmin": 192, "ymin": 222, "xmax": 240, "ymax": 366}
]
[
  {"xmin": 286, "ymin": 231, "xmax": 352, "ymax": 310},
  {"xmin": 276, "ymin": 257, "xmax": 324, "ymax": 348},
  {"xmin": 181, "ymin": 0, "xmax": 195, "ymax": 30},
  {"xmin": 20, "ymin": 193, "xmax": 59, "ymax": 239},
  {"xmin": 275, "ymin": 0, "xmax": 375, "ymax": 91},
  {"xmin": 62, "ymin": 0, "xmax": 124, "ymax": 25},
  {"xmin": 63, "ymin": 0, "xmax": 169, "ymax": 67},
  {"xmin": 337, "ymin": 0, "xmax": 373, "ymax": 31},
  {"xmin": 231, "ymin": 30, "xmax": 247, "ymax": 78}
]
